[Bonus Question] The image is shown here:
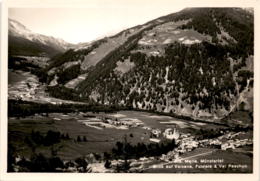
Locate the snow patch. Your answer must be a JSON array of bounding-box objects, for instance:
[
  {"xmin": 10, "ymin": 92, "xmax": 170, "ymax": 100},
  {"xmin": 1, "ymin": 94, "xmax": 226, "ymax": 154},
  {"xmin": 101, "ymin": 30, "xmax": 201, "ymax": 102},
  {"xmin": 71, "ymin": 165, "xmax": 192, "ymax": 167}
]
[{"xmin": 9, "ymin": 19, "xmax": 71, "ymax": 50}]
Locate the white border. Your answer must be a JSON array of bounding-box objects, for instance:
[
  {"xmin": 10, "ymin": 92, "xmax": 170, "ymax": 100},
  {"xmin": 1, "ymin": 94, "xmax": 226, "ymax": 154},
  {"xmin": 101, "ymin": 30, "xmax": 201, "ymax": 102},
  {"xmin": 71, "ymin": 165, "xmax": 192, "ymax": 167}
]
[{"xmin": 1, "ymin": 0, "xmax": 259, "ymax": 181}]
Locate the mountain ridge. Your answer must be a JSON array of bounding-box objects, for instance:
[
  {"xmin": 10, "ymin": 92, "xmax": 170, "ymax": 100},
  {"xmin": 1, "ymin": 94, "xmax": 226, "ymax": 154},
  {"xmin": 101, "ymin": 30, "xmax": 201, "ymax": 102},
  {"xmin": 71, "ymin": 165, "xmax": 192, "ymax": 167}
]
[{"xmin": 9, "ymin": 18, "xmax": 75, "ymax": 57}]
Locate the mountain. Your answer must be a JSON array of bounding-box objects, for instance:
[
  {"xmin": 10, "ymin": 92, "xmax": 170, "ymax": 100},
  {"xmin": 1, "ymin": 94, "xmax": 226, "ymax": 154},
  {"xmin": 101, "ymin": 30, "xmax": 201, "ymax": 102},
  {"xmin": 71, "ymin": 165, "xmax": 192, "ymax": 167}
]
[
  {"xmin": 40, "ymin": 8, "xmax": 253, "ymax": 121},
  {"xmin": 8, "ymin": 19, "xmax": 74, "ymax": 57}
]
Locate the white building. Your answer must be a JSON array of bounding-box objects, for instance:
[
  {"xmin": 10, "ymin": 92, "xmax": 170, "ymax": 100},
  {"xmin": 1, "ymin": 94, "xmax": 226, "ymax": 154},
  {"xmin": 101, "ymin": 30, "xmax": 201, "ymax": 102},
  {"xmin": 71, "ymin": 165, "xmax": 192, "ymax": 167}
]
[
  {"xmin": 221, "ymin": 143, "xmax": 235, "ymax": 150},
  {"xmin": 163, "ymin": 128, "xmax": 180, "ymax": 140}
]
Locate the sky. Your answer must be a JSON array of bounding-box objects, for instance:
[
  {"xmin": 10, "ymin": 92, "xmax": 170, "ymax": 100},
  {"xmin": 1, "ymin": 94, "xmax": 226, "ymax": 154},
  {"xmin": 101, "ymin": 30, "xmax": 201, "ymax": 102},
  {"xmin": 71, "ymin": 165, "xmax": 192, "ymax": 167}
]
[{"xmin": 8, "ymin": 0, "xmax": 184, "ymax": 44}]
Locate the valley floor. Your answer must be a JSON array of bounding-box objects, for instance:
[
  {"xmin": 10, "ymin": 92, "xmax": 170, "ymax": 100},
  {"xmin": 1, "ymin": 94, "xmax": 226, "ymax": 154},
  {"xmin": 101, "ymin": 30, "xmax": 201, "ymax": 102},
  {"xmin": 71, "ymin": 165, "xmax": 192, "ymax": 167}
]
[{"xmin": 8, "ymin": 110, "xmax": 253, "ymax": 173}]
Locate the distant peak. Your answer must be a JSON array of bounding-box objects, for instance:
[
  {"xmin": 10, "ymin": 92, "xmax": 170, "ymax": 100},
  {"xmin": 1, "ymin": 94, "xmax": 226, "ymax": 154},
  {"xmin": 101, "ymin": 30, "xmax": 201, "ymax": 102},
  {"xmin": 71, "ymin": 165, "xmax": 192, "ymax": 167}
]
[{"xmin": 8, "ymin": 18, "xmax": 33, "ymax": 39}]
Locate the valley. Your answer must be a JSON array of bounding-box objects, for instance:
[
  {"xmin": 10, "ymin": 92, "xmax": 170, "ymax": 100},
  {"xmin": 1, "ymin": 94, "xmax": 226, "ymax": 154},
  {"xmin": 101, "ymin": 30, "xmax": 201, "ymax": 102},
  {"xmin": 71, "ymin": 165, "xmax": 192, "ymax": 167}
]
[{"xmin": 9, "ymin": 69, "xmax": 86, "ymax": 105}]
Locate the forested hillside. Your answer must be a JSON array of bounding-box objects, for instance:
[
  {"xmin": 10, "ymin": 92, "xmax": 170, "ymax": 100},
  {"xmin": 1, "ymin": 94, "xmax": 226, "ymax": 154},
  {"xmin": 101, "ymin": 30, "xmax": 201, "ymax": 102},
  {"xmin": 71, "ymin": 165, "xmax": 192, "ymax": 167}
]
[{"xmin": 43, "ymin": 8, "xmax": 253, "ymax": 121}]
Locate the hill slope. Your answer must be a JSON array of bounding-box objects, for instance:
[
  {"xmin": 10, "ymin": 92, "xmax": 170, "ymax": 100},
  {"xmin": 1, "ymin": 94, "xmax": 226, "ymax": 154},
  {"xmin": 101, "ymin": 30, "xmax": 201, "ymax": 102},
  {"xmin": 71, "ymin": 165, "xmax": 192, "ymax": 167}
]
[{"xmin": 43, "ymin": 8, "xmax": 254, "ymax": 121}]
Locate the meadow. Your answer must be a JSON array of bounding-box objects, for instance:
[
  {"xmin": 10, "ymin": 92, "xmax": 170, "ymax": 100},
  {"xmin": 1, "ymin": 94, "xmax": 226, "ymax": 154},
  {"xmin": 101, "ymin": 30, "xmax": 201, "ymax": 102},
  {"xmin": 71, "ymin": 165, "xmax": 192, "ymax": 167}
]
[{"xmin": 9, "ymin": 110, "xmax": 222, "ymax": 160}]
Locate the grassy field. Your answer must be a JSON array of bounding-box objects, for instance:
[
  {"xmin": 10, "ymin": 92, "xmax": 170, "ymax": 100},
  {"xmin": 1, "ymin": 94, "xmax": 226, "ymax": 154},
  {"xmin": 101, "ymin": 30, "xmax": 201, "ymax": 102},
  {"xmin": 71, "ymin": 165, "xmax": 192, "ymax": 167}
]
[
  {"xmin": 9, "ymin": 110, "xmax": 218, "ymax": 160},
  {"xmin": 9, "ymin": 110, "xmax": 180, "ymax": 160},
  {"xmin": 9, "ymin": 116, "xmax": 151, "ymax": 160}
]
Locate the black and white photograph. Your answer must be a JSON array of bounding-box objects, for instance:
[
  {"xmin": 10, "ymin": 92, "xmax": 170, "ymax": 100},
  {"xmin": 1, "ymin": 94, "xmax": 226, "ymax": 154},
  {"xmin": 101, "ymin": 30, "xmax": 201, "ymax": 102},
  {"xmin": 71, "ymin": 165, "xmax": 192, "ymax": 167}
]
[{"xmin": 1, "ymin": 0, "xmax": 258, "ymax": 178}]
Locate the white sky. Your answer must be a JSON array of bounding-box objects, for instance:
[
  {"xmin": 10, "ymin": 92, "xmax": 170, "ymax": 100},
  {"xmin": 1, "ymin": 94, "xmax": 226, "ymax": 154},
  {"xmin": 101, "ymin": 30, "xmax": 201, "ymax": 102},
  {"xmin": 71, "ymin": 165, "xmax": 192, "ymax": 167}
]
[{"xmin": 8, "ymin": 0, "xmax": 184, "ymax": 44}]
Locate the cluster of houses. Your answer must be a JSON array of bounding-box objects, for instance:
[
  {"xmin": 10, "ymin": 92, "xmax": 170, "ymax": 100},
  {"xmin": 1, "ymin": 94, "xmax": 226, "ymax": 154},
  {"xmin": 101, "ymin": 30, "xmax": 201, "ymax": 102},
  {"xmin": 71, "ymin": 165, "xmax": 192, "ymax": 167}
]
[
  {"xmin": 151, "ymin": 133, "xmax": 199, "ymax": 162},
  {"xmin": 9, "ymin": 79, "xmax": 40, "ymax": 100},
  {"xmin": 198, "ymin": 131, "xmax": 253, "ymax": 151},
  {"xmin": 15, "ymin": 56, "xmax": 49, "ymax": 68},
  {"xmin": 177, "ymin": 134, "xmax": 199, "ymax": 153},
  {"xmin": 101, "ymin": 117, "xmax": 143, "ymax": 128},
  {"xmin": 221, "ymin": 138, "xmax": 253, "ymax": 150},
  {"xmin": 174, "ymin": 131, "xmax": 253, "ymax": 154},
  {"xmin": 9, "ymin": 71, "xmax": 81, "ymax": 105},
  {"xmin": 147, "ymin": 130, "xmax": 253, "ymax": 163},
  {"xmin": 149, "ymin": 127, "xmax": 180, "ymax": 143},
  {"xmin": 78, "ymin": 116, "xmax": 145, "ymax": 130}
]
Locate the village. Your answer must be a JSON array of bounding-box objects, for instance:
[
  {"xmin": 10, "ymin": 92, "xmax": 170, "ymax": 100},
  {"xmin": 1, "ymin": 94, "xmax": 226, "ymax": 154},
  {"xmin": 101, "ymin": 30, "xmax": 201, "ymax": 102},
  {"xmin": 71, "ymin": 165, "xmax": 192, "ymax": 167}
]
[
  {"xmin": 13, "ymin": 56, "xmax": 50, "ymax": 68},
  {"xmin": 47, "ymin": 111, "xmax": 253, "ymax": 156},
  {"xmin": 58, "ymin": 114, "xmax": 253, "ymax": 172},
  {"xmin": 49, "ymin": 128, "xmax": 252, "ymax": 173},
  {"xmin": 9, "ymin": 70, "xmax": 86, "ymax": 105},
  {"xmin": 8, "ymin": 72, "xmax": 44, "ymax": 101},
  {"xmin": 105, "ymin": 129, "xmax": 252, "ymax": 172},
  {"xmin": 77, "ymin": 114, "xmax": 253, "ymax": 153}
]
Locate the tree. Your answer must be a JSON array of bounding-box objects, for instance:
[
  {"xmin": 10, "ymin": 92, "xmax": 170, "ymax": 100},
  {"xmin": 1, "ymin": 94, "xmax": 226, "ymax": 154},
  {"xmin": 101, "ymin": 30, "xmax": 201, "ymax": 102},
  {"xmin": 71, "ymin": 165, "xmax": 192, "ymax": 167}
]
[
  {"xmin": 104, "ymin": 160, "xmax": 111, "ymax": 169},
  {"xmin": 8, "ymin": 144, "xmax": 16, "ymax": 172},
  {"xmin": 44, "ymin": 130, "xmax": 61, "ymax": 146},
  {"xmin": 122, "ymin": 135, "xmax": 131, "ymax": 172},
  {"xmin": 75, "ymin": 157, "xmax": 89, "ymax": 172},
  {"xmin": 49, "ymin": 157, "xmax": 64, "ymax": 171},
  {"xmin": 25, "ymin": 136, "xmax": 36, "ymax": 153},
  {"xmin": 77, "ymin": 136, "xmax": 82, "ymax": 142},
  {"xmin": 30, "ymin": 153, "xmax": 49, "ymax": 172},
  {"xmin": 65, "ymin": 133, "xmax": 70, "ymax": 139}
]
